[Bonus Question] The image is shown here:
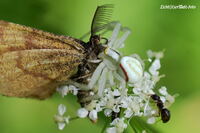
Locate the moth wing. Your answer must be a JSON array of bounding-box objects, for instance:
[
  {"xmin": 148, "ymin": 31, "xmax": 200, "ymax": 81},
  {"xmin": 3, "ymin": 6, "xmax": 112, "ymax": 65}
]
[{"xmin": 0, "ymin": 20, "xmax": 85, "ymax": 99}]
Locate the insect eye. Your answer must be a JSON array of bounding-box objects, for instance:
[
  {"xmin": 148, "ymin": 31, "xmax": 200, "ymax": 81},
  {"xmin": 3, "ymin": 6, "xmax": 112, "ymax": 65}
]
[{"xmin": 120, "ymin": 56, "xmax": 143, "ymax": 83}]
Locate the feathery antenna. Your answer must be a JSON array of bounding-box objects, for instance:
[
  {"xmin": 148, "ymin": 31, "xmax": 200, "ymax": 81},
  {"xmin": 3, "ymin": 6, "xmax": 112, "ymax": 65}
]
[{"xmin": 91, "ymin": 4, "xmax": 114, "ymax": 35}]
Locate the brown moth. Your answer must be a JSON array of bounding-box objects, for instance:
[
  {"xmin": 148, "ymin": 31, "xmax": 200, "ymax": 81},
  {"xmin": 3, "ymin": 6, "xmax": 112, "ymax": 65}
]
[{"xmin": 0, "ymin": 4, "xmax": 113, "ymax": 99}]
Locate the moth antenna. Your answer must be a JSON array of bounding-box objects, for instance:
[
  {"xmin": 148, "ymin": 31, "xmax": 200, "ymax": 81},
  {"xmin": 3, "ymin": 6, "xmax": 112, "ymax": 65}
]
[{"xmin": 91, "ymin": 4, "xmax": 114, "ymax": 35}]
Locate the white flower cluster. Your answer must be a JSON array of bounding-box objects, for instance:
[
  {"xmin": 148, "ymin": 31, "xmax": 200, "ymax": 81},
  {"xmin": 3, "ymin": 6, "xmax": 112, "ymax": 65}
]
[{"xmin": 54, "ymin": 22, "xmax": 175, "ymax": 133}]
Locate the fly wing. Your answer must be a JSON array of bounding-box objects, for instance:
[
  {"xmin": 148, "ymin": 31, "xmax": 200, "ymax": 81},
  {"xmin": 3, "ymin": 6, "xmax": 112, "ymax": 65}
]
[{"xmin": 0, "ymin": 20, "xmax": 85, "ymax": 99}]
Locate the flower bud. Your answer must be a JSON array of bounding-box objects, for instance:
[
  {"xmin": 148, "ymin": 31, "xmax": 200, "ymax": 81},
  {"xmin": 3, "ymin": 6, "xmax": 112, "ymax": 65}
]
[
  {"xmin": 89, "ymin": 110, "xmax": 98, "ymax": 122},
  {"xmin": 77, "ymin": 108, "xmax": 88, "ymax": 118}
]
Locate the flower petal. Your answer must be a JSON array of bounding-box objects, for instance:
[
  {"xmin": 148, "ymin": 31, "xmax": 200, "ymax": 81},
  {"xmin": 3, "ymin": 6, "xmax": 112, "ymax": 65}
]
[
  {"xmin": 58, "ymin": 122, "xmax": 66, "ymax": 130},
  {"xmin": 58, "ymin": 104, "xmax": 66, "ymax": 116},
  {"xmin": 89, "ymin": 110, "xmax": 98, "ymax": 121}
]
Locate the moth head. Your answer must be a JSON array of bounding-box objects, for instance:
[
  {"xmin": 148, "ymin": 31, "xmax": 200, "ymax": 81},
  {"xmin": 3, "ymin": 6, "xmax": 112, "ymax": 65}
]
[{"xmin": 90, "ymin": 35, "xmax": 101, "ymax": 45}]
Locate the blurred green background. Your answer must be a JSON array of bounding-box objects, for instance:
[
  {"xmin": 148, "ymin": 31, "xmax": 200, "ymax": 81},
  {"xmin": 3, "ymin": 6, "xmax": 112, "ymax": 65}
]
[{"xmin": 0, "ymin": 0, "xmax": 200, "ymax": 133}]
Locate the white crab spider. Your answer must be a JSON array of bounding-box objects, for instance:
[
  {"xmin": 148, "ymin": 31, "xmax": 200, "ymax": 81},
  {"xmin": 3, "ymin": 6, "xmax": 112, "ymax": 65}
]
[
  {"xmin": 88, "ymin": 22, "xmax": 143, "ymax": 97},
  {"xmin": 88, "ymin": 22, "xmax": 129, "ymax": 96},
  {"xmin": 104, "ymin": 23, "xmax": 143, "ymax": 84}
]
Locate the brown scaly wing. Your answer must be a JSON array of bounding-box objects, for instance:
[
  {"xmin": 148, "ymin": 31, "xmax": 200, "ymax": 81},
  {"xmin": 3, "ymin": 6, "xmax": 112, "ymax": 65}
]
[{"xmin": 0, "ymin": 20, "xmax": 85, "ymax": 99}]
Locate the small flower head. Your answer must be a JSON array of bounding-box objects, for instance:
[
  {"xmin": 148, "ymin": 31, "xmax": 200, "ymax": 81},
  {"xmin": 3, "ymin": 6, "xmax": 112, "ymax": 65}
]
[
  {"xmin": 56, "ymin": 85, "xmax": 79, "ymax": 97},
  {"xmin": 54, "ymin": 104, "xmax": 70, "ymax": 130},
  {"xmin": 147, "ymin": 117, "xmax": 156, "ymax": 124},
  {"xmin": 107, "ymin": 118, "xmax": 127, "ymax": 133}
]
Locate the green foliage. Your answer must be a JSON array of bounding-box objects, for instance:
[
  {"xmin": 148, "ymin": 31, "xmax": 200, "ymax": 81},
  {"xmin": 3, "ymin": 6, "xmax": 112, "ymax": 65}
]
[{"xmin": 0, "ymin": 0, "xmax": 200, "ymax": 133}]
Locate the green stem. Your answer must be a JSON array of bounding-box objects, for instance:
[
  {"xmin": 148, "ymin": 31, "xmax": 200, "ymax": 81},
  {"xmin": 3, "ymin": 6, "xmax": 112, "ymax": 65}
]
[
  {"xmin": 101, "ymin": 118, "xmax": 111, "ymax": 133},
  {"xmin": 69, "ymin": 116, "xmax": 79, "ymax": 121},
  {"xmin": 124, "ymin": 123, "xmax": 137, "ymax": 133}
]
